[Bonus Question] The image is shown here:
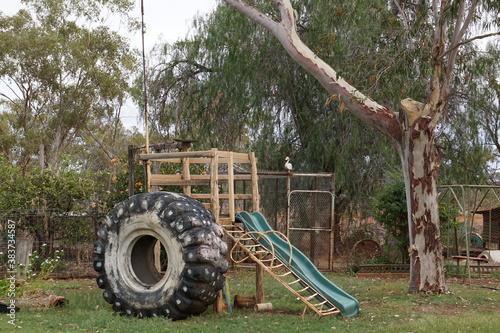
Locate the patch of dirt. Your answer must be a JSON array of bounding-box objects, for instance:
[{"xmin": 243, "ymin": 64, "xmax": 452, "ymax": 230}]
[{"xmin": 1, "ymin": 289, "xmax": 67, "ymax": 308}]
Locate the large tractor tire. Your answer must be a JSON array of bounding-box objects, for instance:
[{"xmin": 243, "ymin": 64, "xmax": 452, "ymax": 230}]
[{"xmin": 93, "ymin": 192, "xmax": 228, "ymax": 320}]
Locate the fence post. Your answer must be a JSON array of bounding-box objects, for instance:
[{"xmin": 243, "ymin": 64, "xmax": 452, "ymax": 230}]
[{"xmin": 16, "ymin": 238, "xmax": 33, "ymax": 278}]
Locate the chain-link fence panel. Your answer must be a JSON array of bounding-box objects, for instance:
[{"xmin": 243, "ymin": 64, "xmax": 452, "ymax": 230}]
[{"xmin": 288, "ymin": 190, "xmax": 334, "ymax": 270}]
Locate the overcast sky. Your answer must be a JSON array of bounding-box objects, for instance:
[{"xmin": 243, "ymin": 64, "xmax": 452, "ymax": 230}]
[{"xmin": 1, "ymin": 0, "xmax": 219, "ymax": 129}]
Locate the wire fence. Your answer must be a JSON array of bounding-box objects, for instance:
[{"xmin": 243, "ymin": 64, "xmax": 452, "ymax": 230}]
[
  {"xmin": 0, "ymin": 209, "xmax": 103, "ymax": 278},
  {"xmin": 2, "ymin": 181, "xmax": 498, "ymax": 278},
  {"xmin": 438, "ymin": 185, "xmax": 500, "ymax": 255}
]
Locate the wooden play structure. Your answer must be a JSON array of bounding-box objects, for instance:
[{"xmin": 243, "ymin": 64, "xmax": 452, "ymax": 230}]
[
  {"xmin": 138, "ymin": 146, "xmax": 260, "ymax": 224},
  {"xmin": 132, "ymin": 143, "xmax": 358, "ymax": 317}
]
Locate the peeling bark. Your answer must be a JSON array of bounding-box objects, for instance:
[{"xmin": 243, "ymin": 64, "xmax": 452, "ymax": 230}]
[{"xmin": 402, "ymin": 115, "xmax": 447, "ymax": 294}]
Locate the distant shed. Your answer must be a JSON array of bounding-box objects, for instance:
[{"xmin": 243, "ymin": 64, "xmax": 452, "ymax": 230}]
[{"xmin": 476, "ymin": 207, "xmax": 500, "ymax": 250}]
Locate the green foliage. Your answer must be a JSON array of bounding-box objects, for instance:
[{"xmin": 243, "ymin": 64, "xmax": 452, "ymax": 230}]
[
  {"xmin": 0, "ymin": 156, "xmax": 104, "ymax": 244},
  {"xmin": 27, "ymin": 245, "xmax": 66, "ymax": 279},
  {"xmin": 104, "ymin": 161, "xmax": 146, "ymax": 209},
  {"xmin": 135, "ymin": 1, "xmax": 404, "ymax": 222},
  {"xmin": 0, "ymin": 157, "xmax": 101, "ymax": 212},
  {"xmin": 0, "ymin": 0, "xmax": 138, "ymax": 170},
  {"xmin": 372, "ymin": 174, "xmax": 409, "ymax": 263},
  {"xmin": 372, "ymin": 171, "xmax": 459, "ymax": 263},
  {"xmin": 438, "ymin": 41, "xmax": 500, "ymax": 184}
]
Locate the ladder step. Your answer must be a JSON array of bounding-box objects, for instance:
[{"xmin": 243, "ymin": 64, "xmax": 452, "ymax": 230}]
[
  {"xmin": 311, "ymin": 300, "xmax": 328, "ymax": 307},
  {"xmin": 276, "ymin": 271, "xmax": 293, "ymax": 277},
  {"xmin": 303, "ymin": 293, "xmax": 318, "ymax": 301},
  {"xmin": 296, "ymin": 286, "xmax": 311, "ymax": 293},
  {"xmin": 288, "ymin": 278, "xmax": 302, "ymax": 285},
  {"xmin": 320, "ymin": 308, "xmax": 341, "ymax": 315}
]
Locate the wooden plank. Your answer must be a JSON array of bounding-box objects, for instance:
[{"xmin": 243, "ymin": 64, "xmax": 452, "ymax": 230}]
[
  {"xmin": 191, "ymin": 174, "xmax": 253, "ymax": 181},
  {"xmin": 149, "ymin": 157, "xmax": 252, "ymax": 164},
  {"xmin": 228, "ymin": 152, "xmax": 235, "ymax": 222},
  {"xmin": 210, "ymin": 148, "xmax": 219, "ymax": 223},
  {"xmin": 139, "ymin": 156, "xmax": 252, "ymax": 165},
  {"xmin": 190, "ymin": 193, "xmax": 254, "ymax": 200},
  {"xmin": 139, "ymin": 150, "xmax": 251, "ymax": 161},
  {"xmin": 150, "ymin": 174, "xmax": 182, "ymax": 180},
  {"xmin": 249, "ymin": 152, "xmax": 260, "ymax": 212},
  {"xmin": 214, "ymin": 151, "xmax": 251, "ymax": 160},
  {"xmin": 181, "ymin": 152, "xmax": 191, "ymax": 196},
  {"xmin": 150, "ymin": 179, "xmax": 209, "ymax": 186},
  {"xmin": 148, "ymin": 174, "xmax": 252, "ymax": 181},
  {"xmin": 139, "ymin": 150, "xmax": 216, "ymax": 160}
]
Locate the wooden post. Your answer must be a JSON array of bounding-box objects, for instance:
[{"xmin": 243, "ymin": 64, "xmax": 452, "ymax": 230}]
[
  {"xmin": 144, "ymin": 159, "xmax": 151, "ymax": 193},
  {"xmin": 228, "ymin": 152, "xmax": 235, "ymax": 221},
  {"xmin": 210, "ymin": 148, "xmax": 220, "ymax": 223},
  {"xmin": 329, "ymin": 174, "xmax": 335, "ymax": 271},
  {"xmin": 16, "ymin": 238, "xmax": 33, "ymax": 278},
  {"xmin": 128, "ymin": 145, "xmax": 136, "ymax": 197},
  {"xmin": 181, "ymin": 144, "xmax": 191, "ymax": 197},
  {"xmin": 286, "ymin": 173, "xmax": 291, "ymax": 239},
  {"xmin": 310, "ymin": 177, "xmax": 318, "ymax": 265},
  {"xmin": 151, "ymin": 146, "xmax": 162, "ymax": 192},
  {"xmin": 256, "ymin": 262, "xmax": 264, "ymax": 303},
  {"xmin": 213, "ymin": 291, "xmax": 225, "ymax": 314},
  {"xmin": 249, "ymin": 152, "xmax": 260, "ymax": 212}
]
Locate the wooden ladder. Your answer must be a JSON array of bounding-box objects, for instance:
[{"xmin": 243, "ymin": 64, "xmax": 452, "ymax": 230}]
[{"xmin": 222, "ymin": 224, "xmax": 341, "ymax": 317}]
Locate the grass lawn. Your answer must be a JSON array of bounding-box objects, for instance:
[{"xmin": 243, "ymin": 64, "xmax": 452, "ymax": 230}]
[{"xmin": 2, "ymin": 269, "xmax": 499, "ymax": 333}]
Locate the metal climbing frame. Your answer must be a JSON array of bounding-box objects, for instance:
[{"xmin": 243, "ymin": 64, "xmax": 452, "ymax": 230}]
[{"xmin": 438, "ymin": 185, "xmax": 500, "ymax": 284}]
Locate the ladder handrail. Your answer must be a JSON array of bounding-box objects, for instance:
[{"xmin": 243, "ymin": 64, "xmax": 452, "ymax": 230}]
[{"xmin": 224, "ymin": 226, "xmax": 341, "ymax": 317}]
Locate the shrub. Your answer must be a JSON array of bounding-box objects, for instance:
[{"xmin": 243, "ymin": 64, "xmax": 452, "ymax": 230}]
[{"xmin": 372, "ymin": 171, "xmax": 458, "ymax": 263}]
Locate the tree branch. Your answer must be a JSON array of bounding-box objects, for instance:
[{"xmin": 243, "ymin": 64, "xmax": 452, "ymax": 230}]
[
  {"xmin": 439, "ymin": 31, "xmax": 500, "ymax": 60},
  {"xmin": 224, "ymin": 0, "xmax": 280, "ymax": 33},
  {"xmin": 224, "ymin": 0, "xmax": 402, "ymax": 143},
  {"xmin": 392, "ymin": 0, "xmax": 409, "ymax": 32},
  {"xmin": 445, "ymin": 0, "xmax": 477, "ymax": 82}
]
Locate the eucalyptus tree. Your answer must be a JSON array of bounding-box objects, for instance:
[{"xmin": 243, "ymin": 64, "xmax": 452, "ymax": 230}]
[
  {"xmin": 0, "ymin": 0, "xmax": 138, "ymax": 170},
  {"xmin": 223, "ymin": 0, "xmax": 500, "ymax": 294}
]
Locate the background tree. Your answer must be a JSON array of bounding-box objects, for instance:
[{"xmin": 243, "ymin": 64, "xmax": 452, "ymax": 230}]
[
  {"xmin": 222, "ymin": 0, "xmax": 500, "ymax": 293},
  {"xmin": 435, "ymin": 38, "xmax": 500, "ymax": 185},
  {"xmin": 0, "ymin": 0, "xmax": 138, "ymax": 170}
]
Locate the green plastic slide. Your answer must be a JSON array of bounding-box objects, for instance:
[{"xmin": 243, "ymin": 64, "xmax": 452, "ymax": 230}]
[{"xmin": 235, "ymin": 211, "xmax": 360, "ymax": 318}]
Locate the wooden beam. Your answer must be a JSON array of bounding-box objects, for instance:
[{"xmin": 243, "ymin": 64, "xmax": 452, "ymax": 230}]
[
  {"xmin": 249, "ymin": 152, "xmax": 260, "ymax": 212},
  {"xmin": 190, "ymin": 193, "xmax": 254, "ymax": 200},
  {"xmin": 181, "ymin": 143, "xmax": 191, "ymax": 196},
  {"xmin": 149, "ymin": 179, "xmax": 210, "ymax": 186},
  {"xmin": 228, "ymin": 152, "xmax": 235, "ymax": 222},
  {"xmin": 139, "ymin": 150, "xmax": 217, "ymax": 160},
  {"xmin": 210, "ymin": 148, "xmax": 220, "ymax": 223}
]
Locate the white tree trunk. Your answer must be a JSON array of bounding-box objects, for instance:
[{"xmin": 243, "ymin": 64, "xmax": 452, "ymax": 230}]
[{"xmin": 399, "ymin": 112, "xmax": 447, "ymax": 293}]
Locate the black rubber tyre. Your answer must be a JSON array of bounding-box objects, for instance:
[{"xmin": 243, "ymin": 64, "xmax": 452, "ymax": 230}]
[{"xmin": 93, "ymin": 192, "xmax": 228, "ymax": 320}]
